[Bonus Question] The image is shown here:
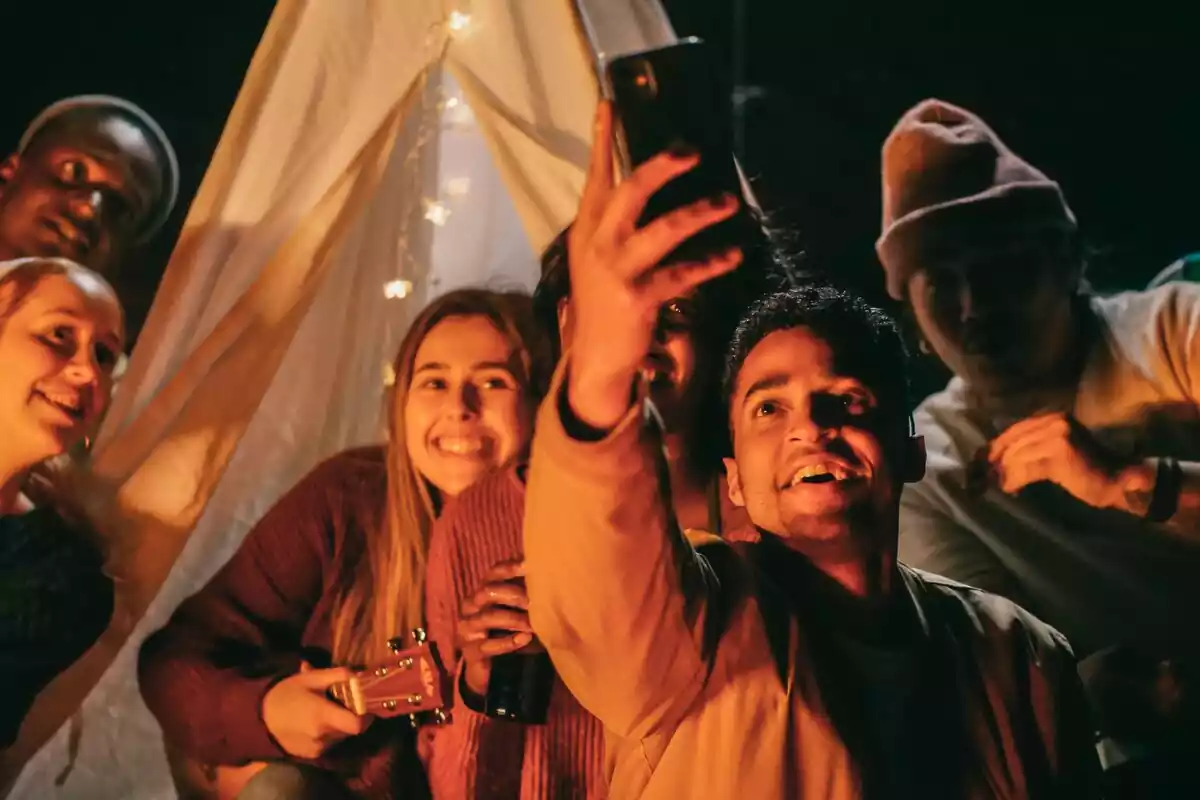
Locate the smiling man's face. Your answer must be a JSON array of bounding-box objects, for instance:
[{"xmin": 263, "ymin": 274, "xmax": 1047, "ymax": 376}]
[
  {"xmin": 724, "ymin": 325, "xmax": 902, "ymax": 560},
  {"xmin": 0, "ymin": 113, "xmax": 162, "ymax": 278}
]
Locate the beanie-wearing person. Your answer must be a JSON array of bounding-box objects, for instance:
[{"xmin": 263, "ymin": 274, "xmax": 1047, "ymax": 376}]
[
  {"xmin": 880, "ymin": 99, "xmax": 1200, "ymax": 793},
  {"xmin": 1, "ymin": 95, "xmax": 179, "ymax": 282}
]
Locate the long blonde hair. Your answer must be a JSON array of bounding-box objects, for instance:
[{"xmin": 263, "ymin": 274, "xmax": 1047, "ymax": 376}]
[{"xmin": 330, "ymin": 288, "xmax": 550, "ymax": 665}]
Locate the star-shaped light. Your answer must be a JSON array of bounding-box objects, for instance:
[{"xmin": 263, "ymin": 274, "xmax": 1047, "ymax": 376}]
[
  {"xmin": 423, "ymin": 201, "xmax": 451, "ymax": 226},
  {"xmin": 383, "ymin": 279, "xmax": 413, "ymax": 299}
]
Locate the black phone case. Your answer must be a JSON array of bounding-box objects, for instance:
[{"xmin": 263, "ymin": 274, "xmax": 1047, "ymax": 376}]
[{"xmin": 606, "ymin": 38, "xmax": 749, "ymax": 264}]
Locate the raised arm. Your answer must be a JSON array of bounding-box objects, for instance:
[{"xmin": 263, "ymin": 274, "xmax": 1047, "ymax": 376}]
[
  {"xmin": 137, "ymin": 452, "xmax": 364, "ymax": 765},
  {"xmin": 520, "ymin": 99, "xmax": 743, "ymax": 738},
  {"xmin": 524, "ymin": 365, "xmax": 716, "ymax": 738}
]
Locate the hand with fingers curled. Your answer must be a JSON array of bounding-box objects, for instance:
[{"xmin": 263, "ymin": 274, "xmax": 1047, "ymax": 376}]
[
  {"xmin": 261, "ymin": 662, "xmax": 375, "ymax": 760},
  {"xmin": 565, "ymin": 101, "xmax": 744, "ymax": 432},
  {"xmin": 458, "ymin": 560, "xmax": 536, "ymax": 698},
  {"xmin": 967, "ymin": 411, "xmax": 1155, "ymax": 513}
]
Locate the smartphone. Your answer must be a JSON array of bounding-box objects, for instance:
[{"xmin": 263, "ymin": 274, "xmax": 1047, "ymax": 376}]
[{"xmin": 605, "ymin": 38, "xmax": 750, "ymax": 264}]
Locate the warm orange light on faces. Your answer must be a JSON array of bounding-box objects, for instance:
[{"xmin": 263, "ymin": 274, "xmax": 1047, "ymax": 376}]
[{"xmin": 724, "ymin": 327, "xmax": 895, "ymax": 547}]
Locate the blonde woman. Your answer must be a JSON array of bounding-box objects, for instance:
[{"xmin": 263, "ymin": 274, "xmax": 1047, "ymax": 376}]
[
  {"xmin": 0, "ymin": 257, "xmax": 125, "ymax": 746},
  {"xmin": 139, "ymin": 288, "xmax": 551, "ymax": 799}
]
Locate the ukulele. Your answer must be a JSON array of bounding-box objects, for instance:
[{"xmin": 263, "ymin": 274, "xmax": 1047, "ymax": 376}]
[{"xmin": 166, "ymin": 629, "xmax": 449, "ymax": 800}]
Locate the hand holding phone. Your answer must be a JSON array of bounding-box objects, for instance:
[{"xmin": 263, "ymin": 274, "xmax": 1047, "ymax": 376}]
[
  {"xmin": 563, "ymin": 100, "xmax": 743, "ymax": 432},
  {"xmin": 605, "ymin": 38, "xmax": 752, "ymax": 264}
]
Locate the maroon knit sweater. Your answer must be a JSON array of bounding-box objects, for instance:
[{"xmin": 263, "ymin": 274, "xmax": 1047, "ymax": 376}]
[
  {"xmin": 423, "ymin": 467, "xmax": 744, "ymax": 799},
  {"xmin": 424, "ymin": 467, "xmax": 607, "ymax": 800},
  {"xmin": 138, "ymin": 447, "xmax": 429, "ymax": 799}
]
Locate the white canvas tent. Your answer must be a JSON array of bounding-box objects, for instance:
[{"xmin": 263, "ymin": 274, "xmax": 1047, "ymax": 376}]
[{"xmin": 2, "ymin": 1, "xmax": 676, "ymax": 796}]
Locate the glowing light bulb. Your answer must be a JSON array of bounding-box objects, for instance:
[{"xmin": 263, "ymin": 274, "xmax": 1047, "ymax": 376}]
[
  {"xmin": 445, "ymin": 177, "xmax": 471, "ymax": 197},
  {"xmin": 445, "ymin": 99, "xmax": 474, "ymax": 127},
  {"xmin": 383, "ymin": 362, "xmax": 397, "ymax": 387},
  {"xmin": 423, "ymin": 201, "xmax": 451, "ymax": 226},
  {"xmin": 448, "ymin": 11, "xmax": 471, "ymax": 31},
  {"xmin": 384, "ymin": 279, "xmax": 413, "ymax": 299},
  {"xmin": 445, "ymin": 96, "xmax": 461, "ymax": 109}
]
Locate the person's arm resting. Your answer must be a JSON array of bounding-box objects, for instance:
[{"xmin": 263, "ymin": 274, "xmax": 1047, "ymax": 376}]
[{"xmin": 1111, "ymin": 284, "xmax": 1200, "ymax": 536}]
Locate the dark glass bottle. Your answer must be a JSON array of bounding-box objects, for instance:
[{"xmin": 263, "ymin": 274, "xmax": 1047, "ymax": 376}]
[{"xmin": 484, "ymin": 639, "xmax": 555, "ymax": 724}]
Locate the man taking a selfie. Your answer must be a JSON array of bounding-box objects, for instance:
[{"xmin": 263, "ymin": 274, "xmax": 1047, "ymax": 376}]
[{"xmin": 520, "ymin": 101, "xmax": 1101, "ymax": 798}]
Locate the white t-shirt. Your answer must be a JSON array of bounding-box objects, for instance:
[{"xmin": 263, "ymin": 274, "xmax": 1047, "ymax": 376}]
[{"xmin": 899, "ymin": 283, "xmax": 1200, "ymax": 663}]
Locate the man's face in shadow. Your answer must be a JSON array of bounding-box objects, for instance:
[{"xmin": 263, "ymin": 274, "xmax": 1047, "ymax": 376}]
[
  {"xmin": 907, "ymin": 235, "xmax": 1080, "ymax": 397},
  {"xmin": 0, "ymin": 113, "xmax": 163, "ymax": 279}
]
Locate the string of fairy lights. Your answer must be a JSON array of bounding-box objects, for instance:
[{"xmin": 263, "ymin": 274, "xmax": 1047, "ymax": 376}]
[{"xmin": 381, "ymin": 9, "xmax": 475, "ymax": 388}]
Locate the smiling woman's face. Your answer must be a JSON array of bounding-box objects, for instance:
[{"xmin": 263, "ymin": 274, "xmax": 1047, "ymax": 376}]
[
  {"xmin": 402, "ymin": 314, "xmax": 533, "ymax": 498},
  {"xmin": 0, "ymin": 269, "xmax": 124, "ymax": 468}
]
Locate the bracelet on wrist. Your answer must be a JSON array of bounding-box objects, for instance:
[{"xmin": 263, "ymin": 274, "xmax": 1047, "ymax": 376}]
[{"xmin": 1146, "ymin": 457, "xmax": 1182, "ymax": 523}]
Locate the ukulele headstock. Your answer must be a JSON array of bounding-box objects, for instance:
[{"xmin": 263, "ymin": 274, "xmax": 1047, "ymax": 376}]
[{"xmin": 328, "ymin": 628, "xmax": 450, "ymax": 727}]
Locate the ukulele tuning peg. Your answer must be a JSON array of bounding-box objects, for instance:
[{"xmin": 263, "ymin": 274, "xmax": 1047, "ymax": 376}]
[
  {"xmin": 387, "ymin": 637, "xmax": 406, "ymax": 654},
  {"xmin": 410, "ymin": 627, "xmax": 428, "ymax": 645}
]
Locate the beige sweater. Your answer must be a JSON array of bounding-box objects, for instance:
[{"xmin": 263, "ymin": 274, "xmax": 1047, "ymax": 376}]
[{"xmin": 900, "ymin": 284, "xmax": 1200, "ymax": 664}]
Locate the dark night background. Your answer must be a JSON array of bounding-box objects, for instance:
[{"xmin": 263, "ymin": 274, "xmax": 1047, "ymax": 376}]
[{"xmin": 8, "ymin": 1, "xmax": 1198, "ymax": 400}]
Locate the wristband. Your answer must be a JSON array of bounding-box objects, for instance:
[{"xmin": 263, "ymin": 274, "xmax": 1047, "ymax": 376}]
[{"xmin": 1146, "ymin": 458, "xmax": 1182, "ymax": 523}]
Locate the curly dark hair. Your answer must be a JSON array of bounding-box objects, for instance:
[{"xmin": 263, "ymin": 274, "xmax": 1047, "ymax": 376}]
[{"xmin": 724, "ymin": 284, "xmax": 912, "ymax": 445}]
